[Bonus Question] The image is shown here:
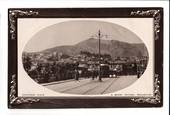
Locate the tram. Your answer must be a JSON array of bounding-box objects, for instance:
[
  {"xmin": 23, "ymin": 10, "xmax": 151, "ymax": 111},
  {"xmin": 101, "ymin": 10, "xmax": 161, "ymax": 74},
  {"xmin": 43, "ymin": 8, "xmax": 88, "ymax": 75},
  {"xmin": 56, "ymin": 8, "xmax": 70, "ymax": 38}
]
[{"xmin": 100, "ymin": 64, "xmax": 110, "ymax": 78}]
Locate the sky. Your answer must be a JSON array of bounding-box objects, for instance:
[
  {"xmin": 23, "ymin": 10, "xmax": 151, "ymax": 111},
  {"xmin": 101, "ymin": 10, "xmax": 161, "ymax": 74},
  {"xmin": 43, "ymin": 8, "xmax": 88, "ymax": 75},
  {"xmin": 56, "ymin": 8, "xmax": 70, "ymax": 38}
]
[{"xmin": 23, "ymin": 20, "xmax": 143, "ymax": 52}]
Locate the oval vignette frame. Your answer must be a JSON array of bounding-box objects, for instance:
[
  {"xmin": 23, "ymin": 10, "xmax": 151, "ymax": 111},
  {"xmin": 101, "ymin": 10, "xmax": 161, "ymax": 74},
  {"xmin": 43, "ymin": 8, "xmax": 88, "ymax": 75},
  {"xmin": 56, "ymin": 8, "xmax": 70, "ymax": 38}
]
[{"xmin": 22, "ymin": 20, "xmax": 149, "ymax": 95}]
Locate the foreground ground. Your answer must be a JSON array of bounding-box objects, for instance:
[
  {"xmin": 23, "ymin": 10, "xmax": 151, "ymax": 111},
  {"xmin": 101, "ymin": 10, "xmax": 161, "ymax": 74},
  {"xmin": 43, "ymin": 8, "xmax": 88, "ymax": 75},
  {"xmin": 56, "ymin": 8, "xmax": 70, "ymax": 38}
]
[{"xmin": 43, "ymin": 75, "xmax": 138, "ymax": 95}]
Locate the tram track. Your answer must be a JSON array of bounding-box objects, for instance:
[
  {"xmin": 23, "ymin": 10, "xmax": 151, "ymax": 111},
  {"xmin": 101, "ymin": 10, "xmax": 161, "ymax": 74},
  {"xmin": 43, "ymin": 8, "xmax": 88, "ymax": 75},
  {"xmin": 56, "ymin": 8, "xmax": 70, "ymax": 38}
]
[
  {"xmin": 100, "ymin": 78, "xmax": 119, "ymax": 94},
  {"xmin": 81, "ymin": 79, "xmax": 110, "ymax": 95},
  {"xmin": 45, "ymin": 76, "xmax": 138, "ymax": 95},
  {"xmin": 60, "ymin": 79, "xmax": 96, "ymax": 93},
  {"xmin": 84, "ymin": 78, "xmax": 118, "ymax": 95},
  {"xmin": 61, "ymin": 78, "xmax": 111, "ymax": 94}
]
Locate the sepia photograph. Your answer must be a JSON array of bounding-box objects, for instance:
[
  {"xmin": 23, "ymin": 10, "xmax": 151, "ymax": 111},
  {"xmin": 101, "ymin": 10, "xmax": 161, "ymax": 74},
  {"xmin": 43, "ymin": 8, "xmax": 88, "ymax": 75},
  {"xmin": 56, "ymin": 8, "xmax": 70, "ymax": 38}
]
[
  {"xmin": 22, "ymin": 20, "xmax": 149, "ymax": 95},
  {"xmin": 8, "ymin": 8, "xmax": 163, "ymax": 108}
]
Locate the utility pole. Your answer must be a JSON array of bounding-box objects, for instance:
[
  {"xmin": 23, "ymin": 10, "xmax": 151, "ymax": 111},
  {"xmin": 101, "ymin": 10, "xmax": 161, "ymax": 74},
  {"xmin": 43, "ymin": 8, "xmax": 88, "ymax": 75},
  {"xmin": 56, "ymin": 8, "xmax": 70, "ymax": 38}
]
[
  {"xmin": 98, "ymin": 30, "xmax": 102, "ymax": 81},
  {"xmin": 91, "ymin": 30, "xmax": 109, "ymax": 82}
]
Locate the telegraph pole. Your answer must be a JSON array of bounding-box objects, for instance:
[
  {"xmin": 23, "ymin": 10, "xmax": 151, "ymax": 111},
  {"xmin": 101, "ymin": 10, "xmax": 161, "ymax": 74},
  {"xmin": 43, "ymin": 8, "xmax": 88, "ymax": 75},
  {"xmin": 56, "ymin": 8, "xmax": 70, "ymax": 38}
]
[
  {"xmin": 91, "ymin": 30, "xmax": 109, "ymax": 82},
  {"xmin": 98, "ymin": 30, "xmax": 102, "ymax": 81}
]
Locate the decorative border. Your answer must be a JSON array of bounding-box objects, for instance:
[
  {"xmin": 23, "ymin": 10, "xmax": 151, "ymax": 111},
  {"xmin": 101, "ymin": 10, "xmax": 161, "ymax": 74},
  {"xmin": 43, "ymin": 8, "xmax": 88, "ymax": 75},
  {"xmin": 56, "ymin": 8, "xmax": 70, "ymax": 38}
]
[
  {"xmin": 8, "ymin": 8, "xmax": 162, "ymax": 107},
  {"xmin": 131, "ymin": 10, "xmax": 161, "ymax": 40},
  {"xmin": 9, "ymin": 74, "xmax": 40, "ymax": 105},
  {"xmin": 9, "ymin": 10, "xmax": 38, "ymax": 40},
  {"xmin": 130, "ymin": 10, "xmax": 161, "ymax": 104},
  {"xmin": 131, "ymin": 74, "xmax": 161, "ymax": 104},
  {"xmin": 9, "ymin": 10, "xmax": 40, "ymax": 105}
]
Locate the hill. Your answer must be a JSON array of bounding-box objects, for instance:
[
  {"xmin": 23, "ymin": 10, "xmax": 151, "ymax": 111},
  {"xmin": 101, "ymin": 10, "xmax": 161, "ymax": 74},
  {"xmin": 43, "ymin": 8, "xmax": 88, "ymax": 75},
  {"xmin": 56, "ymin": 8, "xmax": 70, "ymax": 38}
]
[{"xmin": 30, "ymin": 38, "xmax": 148, "ymax": 58}]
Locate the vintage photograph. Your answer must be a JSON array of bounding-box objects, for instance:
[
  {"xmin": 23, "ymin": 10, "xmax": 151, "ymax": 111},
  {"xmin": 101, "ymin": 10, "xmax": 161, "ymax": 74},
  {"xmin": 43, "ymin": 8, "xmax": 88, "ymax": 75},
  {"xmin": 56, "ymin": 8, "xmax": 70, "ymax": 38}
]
[
  {"xmin": 22, "ymin": 20, "xmax": 149, "ymax": 95},
  {"xmin": 8, "ymin": 8, "xmax": 163, "ymax": 108}
]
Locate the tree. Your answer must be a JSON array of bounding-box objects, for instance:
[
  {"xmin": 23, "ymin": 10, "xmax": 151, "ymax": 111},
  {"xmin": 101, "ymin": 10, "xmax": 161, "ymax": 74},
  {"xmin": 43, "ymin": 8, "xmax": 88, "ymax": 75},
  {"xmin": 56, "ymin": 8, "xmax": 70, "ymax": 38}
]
[
  {"xmin": 61, "ymin": 54, "xmax": 70, "ymax": 59},
  {"xmin": 23, "ymin": 55, "xmax": 32, "ymax": 72}
]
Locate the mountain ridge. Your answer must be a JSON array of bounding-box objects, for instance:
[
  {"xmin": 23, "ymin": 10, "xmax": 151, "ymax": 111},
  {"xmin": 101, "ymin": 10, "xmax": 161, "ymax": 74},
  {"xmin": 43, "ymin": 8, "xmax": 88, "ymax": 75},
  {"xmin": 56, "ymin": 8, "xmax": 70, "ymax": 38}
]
[{"xmin": 24, "ymin": 38, "xmax": 148, "ymax": 58}]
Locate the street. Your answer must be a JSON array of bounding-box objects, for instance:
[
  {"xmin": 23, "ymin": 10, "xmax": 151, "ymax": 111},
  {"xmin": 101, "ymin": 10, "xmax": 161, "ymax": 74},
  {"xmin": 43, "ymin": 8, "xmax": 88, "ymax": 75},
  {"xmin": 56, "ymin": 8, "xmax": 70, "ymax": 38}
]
[{"xmin": 43, "ymin": 75, "xmax": 138, "ymax": 95}]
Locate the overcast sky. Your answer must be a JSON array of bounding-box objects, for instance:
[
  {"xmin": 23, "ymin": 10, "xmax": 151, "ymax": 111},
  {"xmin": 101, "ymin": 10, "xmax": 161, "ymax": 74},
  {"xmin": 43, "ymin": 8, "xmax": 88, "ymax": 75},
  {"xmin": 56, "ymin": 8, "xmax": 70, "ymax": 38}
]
[{"xmin": 24, "ymin": 20, "xmax": 142, "ymax": 52}]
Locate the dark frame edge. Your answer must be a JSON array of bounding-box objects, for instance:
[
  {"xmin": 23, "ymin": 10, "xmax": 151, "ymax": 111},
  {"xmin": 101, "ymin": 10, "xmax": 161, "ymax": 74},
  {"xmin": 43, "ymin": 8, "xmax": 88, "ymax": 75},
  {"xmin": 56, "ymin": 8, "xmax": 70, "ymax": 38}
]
[{"xmin": 8, "ymin": 8, "xmax": 163, "ymax": 109}]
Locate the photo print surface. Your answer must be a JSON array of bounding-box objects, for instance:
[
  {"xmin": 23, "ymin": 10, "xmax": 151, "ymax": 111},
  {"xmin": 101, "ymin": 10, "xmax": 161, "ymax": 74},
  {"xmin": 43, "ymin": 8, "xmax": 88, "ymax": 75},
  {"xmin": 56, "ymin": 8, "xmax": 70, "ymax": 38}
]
[{"xmin": 18, "ymin": 18, "xmax": 153, "ymax": 97}]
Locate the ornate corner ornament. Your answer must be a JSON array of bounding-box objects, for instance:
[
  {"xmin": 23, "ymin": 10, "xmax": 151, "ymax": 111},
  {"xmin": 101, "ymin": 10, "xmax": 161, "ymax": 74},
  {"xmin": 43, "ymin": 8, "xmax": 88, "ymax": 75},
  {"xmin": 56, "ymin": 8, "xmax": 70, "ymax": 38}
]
[
  {"xmin": 9, "ymin": 74, "xmax": 40, "ymax": 105},
  {"xmin": 130, "ymin": 10, "xmax": 161, "ymax": 104},
  {"xmin": 131, "ymin": 10, "xmax": 161, "ymax": 40},
  {"xmin": 131, "ymin": 74, "xmax": 161, "ymax": 104},
  {"xmin": 9, "ymin": 10, "xmax": 39, "ymax": 40}
]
